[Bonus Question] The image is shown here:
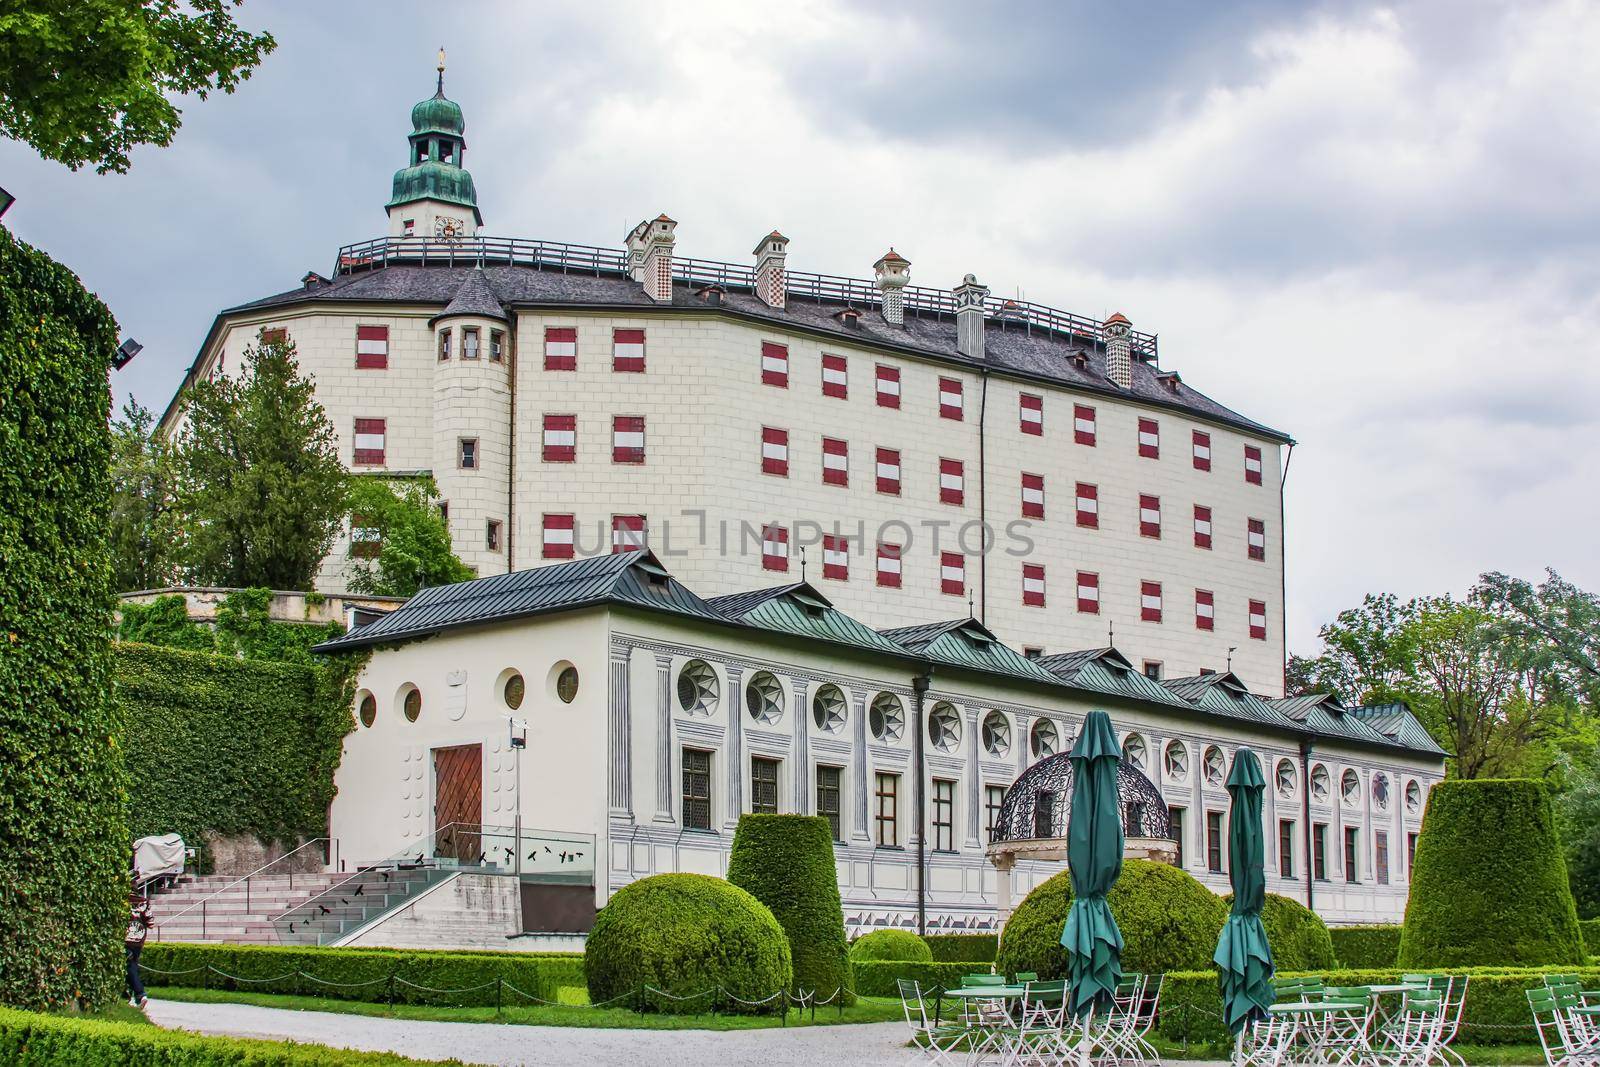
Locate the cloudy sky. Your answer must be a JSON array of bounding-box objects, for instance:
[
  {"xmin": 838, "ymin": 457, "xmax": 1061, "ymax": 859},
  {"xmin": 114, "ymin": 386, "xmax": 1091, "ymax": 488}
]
[{"xmin": 3, "ymin": 0, "xmax": 1596, "ymax": 654}]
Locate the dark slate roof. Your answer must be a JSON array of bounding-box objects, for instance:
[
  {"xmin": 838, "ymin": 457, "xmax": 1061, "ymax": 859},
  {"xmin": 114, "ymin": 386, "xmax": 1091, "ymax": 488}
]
[
  {"xmin": 1037, "ymin": 648, "xmax": 1192, "ymax": 709},
  {"xmin": 431, "ymin": 268, "xmax": 507, "ymax": 323},
  {"xmin": 707, "ymin": 582, "xmax": 914, "ymax": 659},
  {"xmin": 217, "ymin": 260, "xmax": 1289, "ymax": 443},
  {"xmin": 1348, "ymin": 702, "xmax": 1450, "ymax": 756},
  {"xmin": 881, "ymin": 617, "xmax": 1062, "ymax": 685},
  {"xmin": 1163, "ymin": 672, "xmax": 1305, "ymax": 732}
]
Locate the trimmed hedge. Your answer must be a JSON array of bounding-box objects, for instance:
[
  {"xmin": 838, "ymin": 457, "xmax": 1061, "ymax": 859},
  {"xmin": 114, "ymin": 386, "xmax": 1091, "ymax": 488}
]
[
  {"xmin": 140, "ymin": 942, "xmax": 582, "ymax": 1007},
  {"xmin": 1224, "ymin": 892, "xmax": 1336, "ymax": 971},
  {"xmin": 850, "ymin": 929, "xmax": 932, "ymax": 963},
  {"xmin": 726, "ymin": 815, "xmax": 852, "ymax": 1001},
  {"xmin": 0, "ymin": 1006, "xmax": 459, "ymax": 1064},
  {"xmin": 1401, "ymin": 779, "xmax": 1585, "ymax": 967},
  {"xmin": 585, "ymin": 873, "xmax": 792, "ymax": 1012},
  {"xmin": 1582, "ymin": 918, "xmax": 1600, "ymax": 957},
  {"xmin": 0, "ymin": 227, "xmax": 128, "ymax": 1010},
  {"xmin": 997, "ymin": 859, "xmax": 1227, "ymax": 980},
  {"xmin": 925, "ymin": 934, "xmax": 999, "ymax": 963},
  {"xmin": 852, "ymin": 961, "xmax": 979, "ymax": 998},
  {"xmin": 1330, "ymin": 924, "xmax": 1403, "ymax": 969}
]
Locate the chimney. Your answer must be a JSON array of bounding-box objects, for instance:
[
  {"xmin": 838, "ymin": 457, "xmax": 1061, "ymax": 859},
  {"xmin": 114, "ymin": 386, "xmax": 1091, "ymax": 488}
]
[
  {"xmin": 953, "ymin": 273, "xmax": 989, "ymax": 359},
  {"xmin": 626, "ymin": 214, "xmax": 677, "ymax": 302},
  {"xmin": 753, "ymin": 231, "xmax": 789, "ymax": 309},
  {"xmin": 873, "ymin": 248, "xmax": 911, "ymax": 325},
  {"xmin": 1103, "ymin": 312, "xmax": 1133, "ymax": 388}
]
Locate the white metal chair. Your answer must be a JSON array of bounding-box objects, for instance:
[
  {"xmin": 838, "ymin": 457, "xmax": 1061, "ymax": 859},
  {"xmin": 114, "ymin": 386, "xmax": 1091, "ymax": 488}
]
[
  {"xmin": 1529, "ymin": 987, "xmax": 1600, "ymax": 1067},
  {"xmin": 1373, "ymin": 985, "xmax": 1449, "ymax": 1067},
  {"xmin": 897, "ymin": 978, "xmax": 970, "ymax": 1067}
]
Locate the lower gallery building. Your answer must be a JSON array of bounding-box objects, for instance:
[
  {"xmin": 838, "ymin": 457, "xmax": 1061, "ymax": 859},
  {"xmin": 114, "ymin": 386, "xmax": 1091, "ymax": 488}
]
[{"xmin": 317, "ymin": 550, "xmax": 1446, "ymax": 931}]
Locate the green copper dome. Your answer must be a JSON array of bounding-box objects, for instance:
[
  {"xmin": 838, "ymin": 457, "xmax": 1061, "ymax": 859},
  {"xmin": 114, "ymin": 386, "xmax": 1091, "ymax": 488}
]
[
  {"xmin": 411, "ymin": 89, "xmax": 465, "ymax": 137},
  {"xmin": 389, "ymin": 160, "xmax": 480, "ymax": 221},
  {"xmin": 388, "ymin": 73, "xmax": 481, "ymax": 224}
]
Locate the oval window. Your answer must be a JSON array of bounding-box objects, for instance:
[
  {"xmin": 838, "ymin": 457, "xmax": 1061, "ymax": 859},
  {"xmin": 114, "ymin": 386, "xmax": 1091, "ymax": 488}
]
[
  {"xmin": 1164, "ymin": 740, "xmax": 1188, "ymax": 782},
  {"xmin": 981, "ymin": 711, "xmax": 1010, "ymax": 757},
  {"xmin": 928, "ymin": 702, "xmax": 961, "ymax": 752},
  {"xmin": 1030, "ymin": 718, "xmax": 1059, "ymax": 759},
  {"xmin": 403, "ymin": 687, "xmax": 422, "ymax": 723},
  {"xmin": 745, "ymin": 671, "xmax": 784, "ymax": 725},
  {"xmin": 358, "ymin": 692, "xmax": 376, "ymax": 729},
  {"xmin": 812, "ymin": 684, "xmax": 847, "ymax": 734},
  {"xmin": 1122, "ymin": 733, "xmax": 1147, "ymax": 771},
  {"xmin": 503, "ymin": 673, "xmax": 526, "ymax": 710},
  {"xmin": 869, "ymin": 692, "xmax": 904, "ymax": 742},
  {"xmin": 557, "ymin": 666, "xmax": 579, "ymax": 704},
  {"xmin": 677, "ymin": 659, "xmax": 719, "ymax": 714}
]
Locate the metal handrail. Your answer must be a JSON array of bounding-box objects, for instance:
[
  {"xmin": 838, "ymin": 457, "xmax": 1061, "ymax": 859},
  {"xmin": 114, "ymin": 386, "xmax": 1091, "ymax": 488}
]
[{"xmin": 150, "ymin": 837, "xmax": 332, "ymax": 941}]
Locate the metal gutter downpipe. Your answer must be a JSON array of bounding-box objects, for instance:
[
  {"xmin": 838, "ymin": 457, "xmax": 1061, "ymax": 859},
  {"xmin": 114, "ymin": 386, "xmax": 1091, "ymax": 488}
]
[
  {"xmin": 912, "ymin": 670, "xmax": 932, "ymax": 935},
  {"xmin": 1301, "ymin": 738, "xmax": 1314, "ymax": 912}
]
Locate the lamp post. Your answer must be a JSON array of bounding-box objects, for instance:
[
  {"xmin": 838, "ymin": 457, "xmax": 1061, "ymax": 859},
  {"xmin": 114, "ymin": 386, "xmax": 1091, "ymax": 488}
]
[{"xmin": 508, "ymin": 716, "xmax": 527, "ymax": 875}]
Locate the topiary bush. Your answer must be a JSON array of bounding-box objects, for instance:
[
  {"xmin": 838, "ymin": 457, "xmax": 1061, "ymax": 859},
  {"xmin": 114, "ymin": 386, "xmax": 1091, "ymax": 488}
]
[
  {"xmin": 726, "ymin": 814, "xmax": 852, "ymax": 1001},
  {"xmin": 1223, "ymin": 891, "xmax": 1335, "ymax": 971},
  {"xmin": 1330, "ymin": 924, "xmax": 1402, "ymax": 968},
  {"xmin": 585, "ymin": 873, "xmax": 792, "ymax": 1012},
  {"xmin": 1400, "ymin": 779, "xmax": 1585, "ymax": 967},
  {"xmin": 998, "ymin": 859, "xmax": 1227, "ymax": 980},
  {"xmin": 0, "ymin": 228, "xmax": 128, "ymax": 1011},
  {"xmin": 926, "ymin": 933, "xmax": 999, "ymax": 963},
  {"xmin": 850, "ymin": 929, "xmax": 932, "ymax": 963}
]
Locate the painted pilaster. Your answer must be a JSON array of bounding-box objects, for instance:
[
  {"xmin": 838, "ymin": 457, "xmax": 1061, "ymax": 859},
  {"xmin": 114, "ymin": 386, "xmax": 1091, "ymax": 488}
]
[
  {"xmin": 1014, "ymin": 711, "xmax": 1032, "ymax": 778},
  {"xmin": 851, "ymin": 689, "xmax": 870, "ymax": 842},
  {"xmin": 792, "ymin": 678, "xmax": 810, "ymax": 813},
  {"xmin": 1188, "ymin": 739, "xmax": 1204, "ymax": 874},
  {"xmin": 964, "ymin": 706, "xmax": 982, "ymax": 849},
  {"xmin": 609, "ymin": 646, "xmax": 632, "ymax": 819},
  {"xmin": 653, "ymin": 653, "xmax": 674, "ymax": 824},
  {"xmin": 724, "ymin": 665, "xmax": 745, "ymax": 830}
]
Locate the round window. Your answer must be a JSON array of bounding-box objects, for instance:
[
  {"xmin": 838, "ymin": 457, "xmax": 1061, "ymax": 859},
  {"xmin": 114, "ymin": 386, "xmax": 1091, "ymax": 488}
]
[
  {"xmin": 403, "ymin": 687, "xmax": 422, "ymax": 723},
  {"xmin": 1164, "ymin": 740, "xmax": 1188, "ymax": 782},
  {"xmin": 1372, "ymin": 772, "xmax": 1390, "ymax": 811},
  {"xmin": 928, "ymin": 702, "xmax": 961, "ymax": 752},
  {"xmin": 677, "ymin": 660, "xmax": 719, "ymax": 714},
  {"xmin": 869, "ymin": 692, "xmax": 904, "ymax": 742},
  {"xmin": 981, "ymin": 711, "xmax": 1010, "ymax": 757},
  {"xmin": 1405, "ymin": 779, "xmax": 1422, "ymax": 814},
  {"xmin": 1276, "ymin": 758, "xmax": 1297, "ymax": 799},
  {"xmin": 503, "ymin": 672, "xmax": 525, "ymax": 710},
  {"xmin": 358, "ymin": 692, "xmax": 376, "ymax": 728},
  {"xmin": 1203, "ymin": 745, "xmax": 1225, "ymax": 786},
  {"xmin": 1310, "ymin": 764, "xmax": 1331, "ymax": 801},
  {"xmin": 1030, "ymin": 718, "xmax": 1059, "ymax": 759},
  {"xmin": 1122, "ymin": 733, "xmax": 1147, "ymax": 771},
  {"xmin": 556, "ymin": 666, "xmax": 579, "ymax": 704},
  {"xmin": 812, "ymin": 684, "xmax": 847, "ymax": 734},
  {"xmin": 745, "ymin": 671, "xmax": 784, "ymax": 725},
  {"xmin": 1342, "ymin": 769, "xmax": 1361, "ymax": 807}
]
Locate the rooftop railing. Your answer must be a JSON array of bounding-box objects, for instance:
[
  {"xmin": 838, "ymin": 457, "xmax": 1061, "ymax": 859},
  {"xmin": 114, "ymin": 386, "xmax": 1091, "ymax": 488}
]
[{"xmin": 334, "ymin": 235, "xmax": 1158, "ymax": 359}]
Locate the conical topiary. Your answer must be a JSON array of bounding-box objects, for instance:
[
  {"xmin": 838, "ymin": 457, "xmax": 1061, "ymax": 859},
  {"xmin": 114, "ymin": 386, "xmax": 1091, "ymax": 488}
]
[{"xmin": 1399, "ymin": 778, "xmax": 1585, "ymax": 967}]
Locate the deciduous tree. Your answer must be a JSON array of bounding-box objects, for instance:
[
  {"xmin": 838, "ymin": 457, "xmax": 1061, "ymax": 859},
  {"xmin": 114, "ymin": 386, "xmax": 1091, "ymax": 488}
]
[
  {"xmin": 344, "ymin": 477, "xmax": 474, "ymax": 597},
  {"xmin": 108, "ymin": 399, "xmax": 179, "ymax": 591}
]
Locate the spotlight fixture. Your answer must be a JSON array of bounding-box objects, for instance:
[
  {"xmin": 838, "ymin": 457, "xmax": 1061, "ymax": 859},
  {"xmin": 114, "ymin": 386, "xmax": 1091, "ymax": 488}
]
[
  {"xmin": 0, "ymin": 187, "xmax": 13, "ymax": 220},
  {"xmin": 113, "ymin": 338, "xmax": 143, "ymax": 369}
]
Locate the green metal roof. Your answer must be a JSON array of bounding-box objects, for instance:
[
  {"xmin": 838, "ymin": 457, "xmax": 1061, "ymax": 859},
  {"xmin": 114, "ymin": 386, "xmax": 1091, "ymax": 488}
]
[
  {"xmin": 707, "ymin": 583, "xmax": 914, "ymax": 660},
  {"xmin": 1348, "ymin": 702, "xmax": 1450, "ymax": 756},
  {"xmin": 1270, "ymin": 693, "xmax": 1398, "ymax": 747},
  {"xmin": 1037, "ymin": 648, "xmax": 1192, "ymax": 709},
  {"xmin": 880, "ymin": 618, "xmax": 1062, "ymax": 685},
  {"xmin": 388, "ymin": 160, "xmax": 481, "ymax": 220},
  {"xmin": 411, "ymin": 91, "xmax": 465, "ymax": 137},
  {"xmin": 1163, "ymin": 672, "xmax": 1305, "ymax": 731}
]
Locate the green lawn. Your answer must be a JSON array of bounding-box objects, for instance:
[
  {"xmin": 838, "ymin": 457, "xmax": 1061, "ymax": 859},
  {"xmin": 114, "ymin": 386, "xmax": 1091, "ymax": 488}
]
[
  {"xmin": 150, "ymin": 985, "xmax": 904, "ymax": 1031},
  {"xmin": 65, "ymin": 1002, "xmax": 154, "ymax": 1027}
]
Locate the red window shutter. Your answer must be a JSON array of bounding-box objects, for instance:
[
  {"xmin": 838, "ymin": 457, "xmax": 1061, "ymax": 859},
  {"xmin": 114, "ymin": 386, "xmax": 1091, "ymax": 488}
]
[
  {"xmin": 939, "ymin": 377, "xmax": 964, "ymax": 420},
  {"xmin": 1139, "ymin": 493, "xmax": 1161, "ymax": 538},
  {"xmin": 1250, "ymin": 599, "xmax": 1268, "ymax": 640},
  {"xmin": 821, "ymin": 437, "xmax": 849, "ymax": 486},
  {"xmin": 355, "ymin": 325, "xmax": 389, "ymax": 369},
  {"xmin": 1192, "ymin": 429, "xmax": 1212, "ymax": 471},
  {"xmin": 1245, "ymin": 444, "xmax": 1264, "ymax": 485},
  {"xmin": 1074, "ymin": 404, "xmax": 1097, "ymax": 446},
  {"xmin": 1021, "ymin": 472, "xmax": 1045, "ymax": 519},
  {"xmin": 1141, "ymin": 581, "xmax": 1163, "ymax": 623},
  {"xmin": 260, "ymin": 327, "xmax": 288, "ymax": 345},
  {"xmin": 822, "ymin": 534, "xmax": 849, "ymax": 580},
  {"xmin": 1248, "ymin": 518, "xmax": 1266, "ymax": 561},
  {"xmin": 542, "ymin": 413, "xmax": 576, "ymax": 462},
  {"xmin": 611, "ymin": 514, "xmax": 647, "ymax": 552},
  {"xmin": 612, "ymin": 415, "xmax": 645, "ymax": 463},
  {"xmin": 612, "ymin": 328, "xmax": 646, "ymax": 372},
  {"xmin": 1138, "ymin": 417, "xmax": 1160, "ymax": 459},
  {"xmin": 1076, "ymin": 483, "xmax": 1099, "ymax": 529},
  {"xmin": 940, "ymin": 458, "xmax": 964, "ymax": 506},
  {"xmin": 876, "ymin": 542, "xmax": 902, "ymax": 588},
  {"xmin": 940, "ymin": 551, "xmax": 965, "ymax": 596},
  {"xmin": 353, "ymin": 417, "xmax": 386, "ymax": 466},
  {"xmin": 542, "ymin": 513, "xmax": 576, "ymax": 559},
  {"xmin": 545, "ymin": 327, "xmax": 577, "ymax": 371},
  {"xmin": 1195, "ymin": 589, "xmax": 1215, "ymax": 631},
  {"xmin": 1194, "ymin": 504, "xmax": 1213, "ymax": 549},
  {"xmin": 349, "ymin": 514, "xmax": 381, "ymax": 558},
  {"xmin": 761, "ymin": 341, "xmax": 788, "ymax": 387},
  {"xmin": 1019, "ymin": 393, "xmax": 1043, "ymax": 435},
  {"xmin": 761, "ymin": 426, "xmax": 789, "ymax": 476},
  {"xmin": 875, "ymin": 447, "xmax": 901, "ymax": 495},
  {"xmin": 1022, "ymin": 563, "xmax": 1046, "ymax": 607},
  {"xmin": 1076, "ymin": 571, "xmax": 1100, "ymax": 614},
  {"xmin": 762, "ymin": 524, "xmax": 789, "ymax": 572},
  {"xmin": 876, "ymin": 364, "xmax": 901, "ymax": 409},
  {"xmin": 821, "ymin": 353, "xmax": 848, "ymax": 399}
]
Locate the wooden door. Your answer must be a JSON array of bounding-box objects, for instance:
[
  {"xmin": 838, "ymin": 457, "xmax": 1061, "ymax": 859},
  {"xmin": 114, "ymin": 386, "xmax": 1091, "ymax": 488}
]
[{"xmin": 433, "ymin": 744, "xmax": 483, "ymax": 863}]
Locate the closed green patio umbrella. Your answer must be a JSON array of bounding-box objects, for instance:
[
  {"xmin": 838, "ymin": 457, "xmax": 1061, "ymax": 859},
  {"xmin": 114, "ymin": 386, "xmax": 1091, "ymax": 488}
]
[
  {"xmin": 1213, "ymin": 746, "xmax": 1275, "ymax": 1035},
  {"xmin": 1059, "ymin": 709, "xmax": 1125, "ymax": 1019}
]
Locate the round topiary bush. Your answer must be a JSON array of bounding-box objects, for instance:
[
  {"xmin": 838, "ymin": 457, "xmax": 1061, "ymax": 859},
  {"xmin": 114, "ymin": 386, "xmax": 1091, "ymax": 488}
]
[
  {"xmin": 585, "ymin": 873, "xmax": 793, "ymax": 1012},
  {"xmin": 850, "ymin": 929, "xmax": 933, "ymax": 963},
  {"xmin": 726, "ymin": 814, "xmax": 853, "ymax": 1001},
  {"xmin": 998, "ymin": 859, "xmax": 1227, "ymax": 979},
  {"xmin": 1400, "ymin": 778, "xmax": 1585, "ymax": 968},
  {"xmin": 1224, "ymin": 892, "xmax": 1336, "ymax": 971}
]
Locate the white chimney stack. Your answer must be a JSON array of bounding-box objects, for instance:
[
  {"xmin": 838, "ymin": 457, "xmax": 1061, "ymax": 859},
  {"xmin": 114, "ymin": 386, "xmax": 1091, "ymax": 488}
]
[
  {"xmin": 753, "ymin": 231, "xmax": 789, "ymax": 309},
  {"xmin": 1103, "ymin": 312, "xmax": 1133, "ymax": 388},
  {"xmin": 873, "ymin": 248, "xmax": 911, "ymax": 326},
  {"xmin": 626, "ymin": 214, "xmax": 677, "ymax": 303},
  {"xmin": 953, "ymin": 273, "xmax": 989, "ymax": 359}
]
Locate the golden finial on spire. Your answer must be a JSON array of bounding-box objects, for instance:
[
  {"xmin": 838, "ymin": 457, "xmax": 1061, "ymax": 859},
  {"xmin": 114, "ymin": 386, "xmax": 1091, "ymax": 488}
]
[{"xmin": 435, "ymin": 47, "xmax": 446, "ymax": 94}]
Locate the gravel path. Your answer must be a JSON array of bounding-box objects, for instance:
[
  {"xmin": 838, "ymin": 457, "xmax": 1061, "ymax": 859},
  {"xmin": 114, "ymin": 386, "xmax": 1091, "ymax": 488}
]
[{"xmin": 146, "ymin": 998, "xmax": 923, "ymax": 1066}]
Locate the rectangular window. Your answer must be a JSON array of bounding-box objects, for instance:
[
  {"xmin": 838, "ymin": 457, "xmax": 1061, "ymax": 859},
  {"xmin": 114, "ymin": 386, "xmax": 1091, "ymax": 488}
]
[
  {"xmin": 1375, "ymin": 830, "xmax": 1390, "ymax": 886},
  {"xmin": 875, "ymin": 773, "xmax": 899, "ymax": 847},
  {"xmin": 349, "ymin": 515, "xmax": 381, "ymax": 558},
  {"xmin": 1139, "ymin": 494, "xmax": 1161, "ymax": 538},
  {"xmin": 1077, "ymin": 571, "xmax": 1100, "ymax": 614},
  {"xmin": 485, "ymin": 519, "xmax": 502, "ymax": 552},
  {"xmin": 1248, "ymin": 518, "xmax": 1266, "ymax": 561},
  {"xmin": 751, "ymin": 757, "xmax": 780, "ymax": 815},
  {"xmin": 544, "ymin": 326, "xmax": 577, "ymax": 370},
  {"xmin": 941, "ymin": 552, "xmax": 965, "ymax": 596},
  {"xmin": 1143, "ymin": 661, "xmax": 1163, "ymax": 681},
  {"xmin": 1193, "ymin": 505, "xmax": 1213, "ymax": 550},
  {"xmin": 542, "ymin": 513, "xmax": 575, "ymax": 560},
  {"xmin": 402, "ymin": 219, "xmax": 415, "ymax": 237},
  {"xmin": 875, "ymin": 364, "xmax": 901, "ymax": 408},
  {"xmin": 822, "ymin": 533, "xmax": 848, "ymax": 581},
  {"xmin": 1076, "ymin": 483, "xmax": 1099, "ymax": 529},
  {"xmin": 1249, "ymin": 599, "xmax": 1268, "ymax": 641},
  {"xmin": 1019, "ymin": 392, "xmax": 1043, "ymax": 435},
  {"xmin": 817, "ymin": 767, "xmax": 842, "ymax": 841},
  {"xmin": 612, "ymin": 327, "xmax": 646, "ymax": 372},
  {"xmin": 762, "ymin": 524, "xmax": 789, "ymax": 572},
  {"xmin": 438, "ymin": 328, "xmax": 451, "ymax": 361},
  {"xmin": 761, "ymin": 426, "xmax": 789, "ymax": 476},
  {"xmin": 1196, "ymin": 589, "xmax": 1215, "ymax": 631},
  {"xmin": 1073, "ymin": 403, "xmax": 1097, "ymax": 446},
  {"xmin": 985, "ymin": 785, "xmax": 1006, "ymax": 842},
  {"xmin": 353, "ymin": 417, "xmax": 386, "ymax": 466},
  {"xmin": 939, "ymin": 376, "xmax": 964, "ymax": 420},
  {"xmin": 1141, "ymin": 580, "xmax": 1164, "ymax": 623},
  {"xmin": 876, "ymin": 447, "xmax": 901, "ymax": 495},
  {"xmin": 458, "ymin": 437, "xmax": 478, "ymax": 469},
  {"xmin": 1245, "ymin": 444, "xmax": 1264, "ymax": 485},
  {"xmin": 1344, "ymin": 827, "xmax": 1360, "ymax": 883},
  {"xmin": 461, "ymin": 327, "xmax": 480, "ymax": 360},
  {"xmin": 1279, "ymin": 819, "xmax": 1295, "ymax": 877},
  {"xmin": 939, "ymin": 458, "xmax": 964, "ymax": 505},
  {"xmin": 612, "ymin": 415, "xmax": 645, "ymax": 464},
  {"xmin": 1407, "ymin": 832, "xmax": 1418, "ymax": 875},
  {"xmin": 821, "ymin": 352, "xmax": 848, "ymax": 399},
  {"xmin": 1022, "ymin": 563, "xmax": 1046, "ymax": 607},
  {"xmin": 355, "ymin": 325, "xmax": 389, "ymax": 369},
  {"xmin": 876, "ymin": 542, "xmax": 901, "ymax": 588},
  {"xmin": 761, "ymin": 340, "xmax": 788, "ymax": 387},
  {"xmin": 490, "ymin": 330, "xmax": 504, "ymax": 362},
  {"xmin": 542, "ymin": 414, "xmax": 576, "ymax": 462},
  {"xmin": 932, "ymin": 779, "xmax": 955, "ymax": 852},
  {"xmin": 821, "ymin": 437, "xmax": 849, "ymax": 487},
  {"xmin": 1207, "ymin": 811, "xmax": 1224, "ymax": 873},
  {"xmin": 683, "ymin": 748, "xmax": 712, "ymax": 831},
  {"xmin": 1193, "ymin": 429, "xmax": 1211, "ymax": 471},
  {"xmin": 1313, "ymin": 824, "xmax": 1328, "ymax": 880},
  {"xmin": 1138, "ymin": 417, "xmax": 1160, "ymax": 459},
  {"xmin": 1169, "ymin": 807, "xmax": 1186, "ymax": 867},
  {"xmin": 1021, "ymin": 472, "xmax": 1045, "ymax": 519},
  {"xmin": 612, "ymin": 514, "xmax": 646, "ymax": 553}
]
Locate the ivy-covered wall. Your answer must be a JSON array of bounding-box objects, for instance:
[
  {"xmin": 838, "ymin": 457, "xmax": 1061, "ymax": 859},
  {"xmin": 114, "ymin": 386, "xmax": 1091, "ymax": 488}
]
[
  {"xmin": 0, "ymin": 228, "xmax": 128, "ymax": 1010},
  {"xmin": 116, "ymin": 643, "xmax": 360, "ymax": 864}
]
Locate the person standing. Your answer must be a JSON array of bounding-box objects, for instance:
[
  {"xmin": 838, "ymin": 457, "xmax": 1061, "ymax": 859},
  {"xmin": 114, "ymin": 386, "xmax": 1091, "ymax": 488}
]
[{"xmin": 126, "ymin": 888, "xmax": 153, "ymax": 1008}]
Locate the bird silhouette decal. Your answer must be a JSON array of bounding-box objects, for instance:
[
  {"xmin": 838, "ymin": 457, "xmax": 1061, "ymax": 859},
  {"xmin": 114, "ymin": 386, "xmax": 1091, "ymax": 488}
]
[
  {"xmin": 318, "ymin": 904, "xmax": 331, "ymax": 915},
  {"xmin": 353, "ymin": 884, "xmax": 364, "ymax": 897},
  {"xmin": 288, "ymin": 922, "xmax": 296, "ymax": 933},
  {"xmin": 526, "ymin": 849, "xmax": 538, "ymax": 861}
]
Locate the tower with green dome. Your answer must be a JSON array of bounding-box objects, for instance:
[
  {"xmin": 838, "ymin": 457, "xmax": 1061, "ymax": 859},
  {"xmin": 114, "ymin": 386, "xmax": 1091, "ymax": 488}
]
[{"xmin": 387, "ymin": 50, "xmax": 482, "ymax": 239}]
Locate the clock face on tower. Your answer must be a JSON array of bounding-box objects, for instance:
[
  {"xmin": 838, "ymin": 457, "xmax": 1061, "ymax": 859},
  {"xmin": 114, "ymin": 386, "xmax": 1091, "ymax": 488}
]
[{"xmin": 434, "ymin": 215, "xmax": 465, "ymax": 240}]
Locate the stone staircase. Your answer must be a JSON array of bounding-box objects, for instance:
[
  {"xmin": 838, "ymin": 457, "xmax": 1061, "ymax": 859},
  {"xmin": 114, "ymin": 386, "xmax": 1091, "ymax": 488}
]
[
  {"xmin": 271, "ymin": 864, "xmax": 460, "ymax": 946},
  {"xmin": 147, "ymin": 872, "xmax": 344, "ymax": 944}
]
